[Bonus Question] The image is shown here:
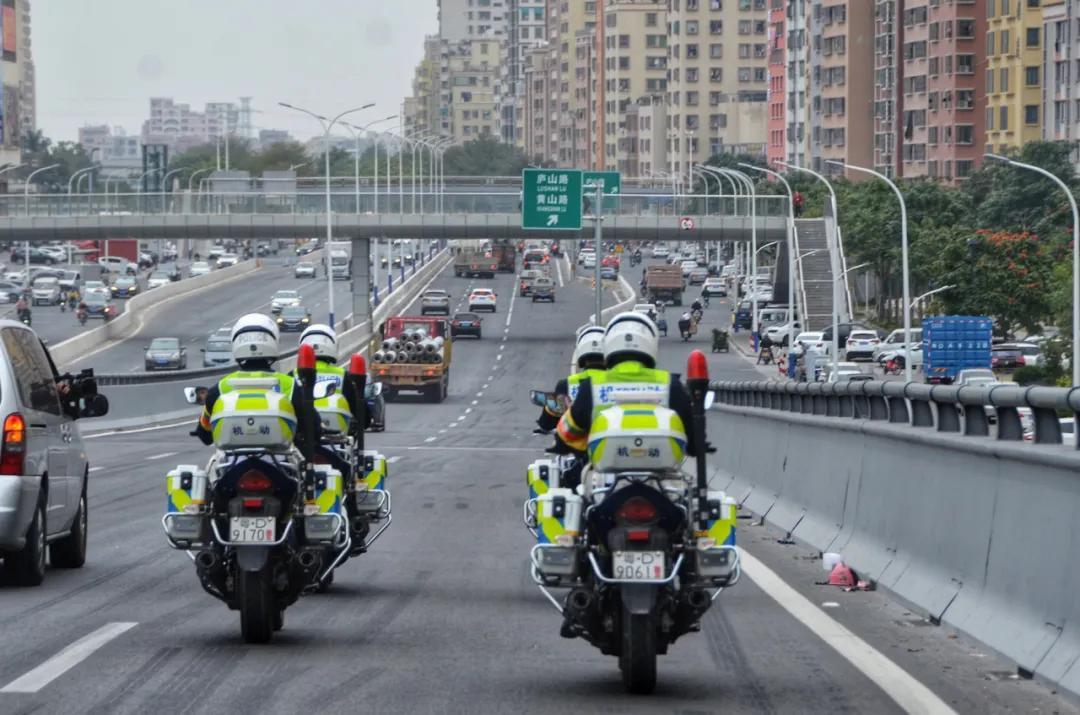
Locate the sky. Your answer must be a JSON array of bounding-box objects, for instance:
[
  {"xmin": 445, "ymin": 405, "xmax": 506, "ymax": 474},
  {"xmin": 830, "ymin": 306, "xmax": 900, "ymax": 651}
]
[{"xmin": 33, "ymin": 0, "xmax": 439, "ymax": 143}]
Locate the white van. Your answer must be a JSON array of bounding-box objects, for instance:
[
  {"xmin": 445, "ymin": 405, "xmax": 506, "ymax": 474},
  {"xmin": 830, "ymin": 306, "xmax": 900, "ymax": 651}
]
[{"xmin": 873, "ymin": 327, "xmax": 923, "ymax": 362}]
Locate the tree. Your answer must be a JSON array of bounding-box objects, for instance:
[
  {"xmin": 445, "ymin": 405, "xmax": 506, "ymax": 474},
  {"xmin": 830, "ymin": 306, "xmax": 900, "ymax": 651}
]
[{"xmin": 441, "ymin": 135, "xmax": 529, "ymax": 176}]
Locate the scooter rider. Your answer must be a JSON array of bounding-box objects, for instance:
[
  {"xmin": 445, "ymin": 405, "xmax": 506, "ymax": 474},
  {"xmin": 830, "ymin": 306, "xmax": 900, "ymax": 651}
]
[
  {"xmin": 534, "ymin": 326, "xmax": 606, "ymax": 434},
  {"xmin": 554, "ymin": 311, "xmax": 698, "ymax": 458},
  {"xmin": 192, "ymin": 314, "xmax": 320, "ymax": 460}
]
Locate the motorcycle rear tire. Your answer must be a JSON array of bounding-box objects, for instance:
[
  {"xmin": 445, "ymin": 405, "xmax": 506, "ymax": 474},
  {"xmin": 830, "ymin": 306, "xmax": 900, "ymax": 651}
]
[
  {"xmin": 619, "ymin": 609, "xmax": 657, "ymax": 695},
  {"xmin": 238, "ymin": 565, "xmax": 276, "ymax": 644}
]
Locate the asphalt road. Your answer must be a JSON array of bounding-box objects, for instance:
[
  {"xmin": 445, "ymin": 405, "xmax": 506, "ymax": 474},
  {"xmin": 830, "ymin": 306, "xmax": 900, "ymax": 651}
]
[{"xmin": 0, "ymin": 251, "xmax": 1071, "ymax": 714}]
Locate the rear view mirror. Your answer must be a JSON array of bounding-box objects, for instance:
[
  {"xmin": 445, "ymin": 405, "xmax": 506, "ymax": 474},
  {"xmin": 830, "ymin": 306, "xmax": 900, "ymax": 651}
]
[
  {"xmin": 365, "ymin": 382, "xmax": 383, "ymax": 398},
  {"xmin": 530, "ymin": 389, "xmax": 565, "ymax": 414},
  {"xmin": 80, "ymin": 393, "xmax": 109, "ymax": 419},
  {"xmin": 313, "ymin": 381, "xmax": 336, "ymax": 400},
  {"xmin": 184, "ymin": 386, "xmax": 209, "ymax": 405},
  {"xmin": 704, "ymin": 391, "xmax": 716, "ymax": 411}
]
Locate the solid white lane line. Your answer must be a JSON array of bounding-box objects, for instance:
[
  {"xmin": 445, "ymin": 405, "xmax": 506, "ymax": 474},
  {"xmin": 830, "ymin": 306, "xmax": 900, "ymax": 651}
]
[
  {"xmin": 0, "ymin": 622, "xmax": 138, "ymax": 694},
  {"xmin": 406, "ymin": 446, "xmax": 536, "ymax": 452},
  {"xmin": 737, "ymin": 548, "xmax": 956, "ymax": 715},
  {"xmin": 145, "ymin": 451, "xmax": 178, "ymax": 461},
  {"xmin": 83, "ymin": 418, "xmax": 194, "ymax": 440}
]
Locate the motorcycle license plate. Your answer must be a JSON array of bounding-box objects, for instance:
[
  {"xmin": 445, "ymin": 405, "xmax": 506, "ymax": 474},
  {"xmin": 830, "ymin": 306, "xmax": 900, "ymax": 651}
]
[
  {"xmin": 229, "ymin": 517, "xmax": 276, "ymax": 543},
  {"xmin": 612, "ymin": 551, "xmax": 666, "ymax": 581}
]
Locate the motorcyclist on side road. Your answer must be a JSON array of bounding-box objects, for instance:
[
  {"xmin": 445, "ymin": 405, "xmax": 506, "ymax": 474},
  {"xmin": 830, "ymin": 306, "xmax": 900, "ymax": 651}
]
[
  {"xmin": 554, "ymin": 312, "xmax": 698, "ymax": 459},
  {"xmin": 15, "ymin": 295, "xmax": 30, "ymax": 324}
]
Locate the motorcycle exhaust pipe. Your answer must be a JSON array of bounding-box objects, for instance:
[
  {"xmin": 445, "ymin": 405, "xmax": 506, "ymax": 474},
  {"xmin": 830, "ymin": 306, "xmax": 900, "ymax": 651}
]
[
  {"xmin": 685, "ymin": 588, "xmax": 710, "ymax": 611},
  {"xmin": 296, "ymin": 549, "xmax": 321, "ymax": 573},
  {"xmin": 195, "ymin": 550, "xmax": 218, "ymax": 570},
  {"xmin": 567, "ymin": 588, "xmax": 593, "ymax": 613}
]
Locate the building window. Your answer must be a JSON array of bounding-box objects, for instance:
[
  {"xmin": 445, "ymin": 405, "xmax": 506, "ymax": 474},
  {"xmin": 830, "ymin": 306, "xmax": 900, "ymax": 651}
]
[
  {"xmin": 957, "ymin": 124, "xmax": 974, "ymax": 145},
  {"xmin": 1025, "ymin": 66, "xmax": 1039, "ymax": 86},
  {"xmin": 1025, "ymin": 104, "xmax": 1039, "ymax": 124},
  {"xmin": 1027, "ymin": 27, "xmax": 1040, "ymax": 48},
  {"xmin": 999, "ymin": 106, "xmax": 1009, "ymax": 130}
]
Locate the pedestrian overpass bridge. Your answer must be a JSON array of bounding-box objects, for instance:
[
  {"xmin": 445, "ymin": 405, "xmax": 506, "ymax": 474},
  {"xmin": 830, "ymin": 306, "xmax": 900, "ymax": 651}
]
[{"xmin": 0, "ymin": 190, "xmax": 790, "ymax": 243}]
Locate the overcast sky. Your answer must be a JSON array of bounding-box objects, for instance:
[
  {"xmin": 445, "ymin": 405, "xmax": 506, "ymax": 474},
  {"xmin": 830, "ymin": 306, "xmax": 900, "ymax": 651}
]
[{"xmin": 34, "ymin": 0, "xmax": 439, "ymax": 143}]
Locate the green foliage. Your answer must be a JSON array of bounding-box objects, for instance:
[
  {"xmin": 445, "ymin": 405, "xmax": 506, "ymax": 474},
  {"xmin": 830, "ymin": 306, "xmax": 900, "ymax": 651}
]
[
  {"xmin": 1012, "ymin": 365, "xmax": 1053, "ymax": 386},
  {"xmin": 441, "ymin": 135, "xmax": 529, "ymax": 176}
]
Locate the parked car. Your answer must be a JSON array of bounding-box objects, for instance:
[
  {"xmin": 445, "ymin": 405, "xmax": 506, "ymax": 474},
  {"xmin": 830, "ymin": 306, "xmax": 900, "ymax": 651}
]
[
  {"xmin": 276, "ymin": 304, "xmax": 311, "ymax": 332},
  {"xmin": 294, "ymin": 262, "xmax": 316, "ymax": 279},
  {"xmin": 701, "ymin": 277, "xmax": 727, "ymax": 297},
  {"xmin": 189, "ymin": 261, "xmax": 212, "ymax": 277},
  {"xmin": 30, "ymin": 277, "xmax": 62, "ymax": 306},
  {"xmin": 956, "ymin": 368, "xmax": 999, "ymax": 387},
  {"xmin": 0, "ymin": 281, "xmax": 21, "ymax": 303},
  {"xmin": 531, "ymin": 277, "xmax": 556, "ymax": 302},
  {"xmin": 110, "ymin": 275, "xmax": 139, "ymax": 299},
  {"xmin": 790, "ymin": 331, "xmax": 827, "ymax": 357},
  {"xmin": 201, "ymin": 332, "xmax": 235, "ymax": 368},
  {"xmin": 0, "ymin": 319, "xmax": 106, "ymax": 585},
  {"xmin": 38, "ymin": 246, "xmax": 68, "ymax": 263},
  {"xmin": 420, "ymin": 289, "xmax": 451, "ymax": 316},
  {"xmin": 821, "ymin": 361, "xmax": 869, "ymax": 383},
  {"xmin": 10, "ymin": 247, "xmax": 59, "ymax": 265},
  {"xmin": 450, "ymin": 312, "xmax": 483, "ymax": 339},
  {"xmin": 820, "ymin": 322, "xmax": 874, "ymax": 352},
  {"xmin": 271, "ymin": 289, "xmax": 301, "ymax": 313},
  {"xmin": 845, "ymin": 330, "xmax": 881, "ymax": 360},
  {"xmin": 873, "ymin": 327, "xmax": 924, "ymax": 362},
  {"xmin": 468, "ymin": 288, "xmax": 497, "ymax": 312},
  {"xmin": 216, "ymin": 253, "xmax": 240, "ymax": 268},
  {"xmin": 144, "ymin": 337, "xmax": 187, "ymax": 371}
]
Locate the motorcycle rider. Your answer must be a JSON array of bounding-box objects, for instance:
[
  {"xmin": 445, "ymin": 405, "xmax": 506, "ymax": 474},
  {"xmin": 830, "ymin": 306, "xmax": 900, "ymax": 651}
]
[
  {"xmin": 14, "ymin": 295, "xmax": 30, "ymax": 325},
  {"xmin": 295, "ymin": 323, "xmax": 372, "ymax": 433},
  {"xmin": 554, "ymin": 311, "xmax": 698, "ymax": 458},
  {"xmin": 534, "ymin": 326, "xmax": 606, "ymax": 435},
  {"xmin": 192, "ymin": 314, "xmax": 320, "ymax": 461}
]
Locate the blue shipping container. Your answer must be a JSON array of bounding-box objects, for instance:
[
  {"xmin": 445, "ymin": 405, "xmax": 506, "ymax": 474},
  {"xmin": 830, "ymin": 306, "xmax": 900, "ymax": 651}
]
[{"xmin": 922, "ymin": 315, "xmax": 992, "ymax": 383}]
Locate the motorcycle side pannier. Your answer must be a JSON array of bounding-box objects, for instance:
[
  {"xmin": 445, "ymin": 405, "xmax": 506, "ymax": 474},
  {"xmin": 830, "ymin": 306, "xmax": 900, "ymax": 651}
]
[
  {"xmin": 210, "ymin": 390, "xmax": 297, "ymax": 451},
  {"xmin": 587, "ymin": 405, "xmax": 687, "ymax": 472},
  {"xmin": 355, "ymin": 450, "xmax": 389, "ymax": 516},
  {"xmin": 164, "ymin": 465, "xmax": 209, "ymax": 542},
  {"xmin": 315, "ymin": 393, "xmax": 352, "ymax": 436}
]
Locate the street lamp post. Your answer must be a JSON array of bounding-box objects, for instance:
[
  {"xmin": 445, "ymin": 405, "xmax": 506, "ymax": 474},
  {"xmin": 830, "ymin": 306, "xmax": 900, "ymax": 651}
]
[
  {"xmin": 742, "ymin": 163, "xmax": 799, "ymax": 342},
  {"xmin": 830, "ymin": 262, "xmax": 872, "ymax": 373},
  {"xmin": 828, "ymin": 160, "xmax": 912, "ymax": 382},
  {"xmin": 279, "ymin": 101, "xmax": 375, "ymax": 329},
  {"xmin": 985, "ymin": 153, "xmax": 1080, "ymax": 384},
  {"xmin": 345, "ymin": 114, "xmax": 397, "ymax": 214},
  {"xmin": 713, "ymin": 168, "xmax": 758, "ymax": 344},
  {"xmin": 24, "ymin": 163, "xmax": 60, "ymax": 216},
  {"xmin": 910, "ymin": 285, "xmax": 955, "ymax": 311}
]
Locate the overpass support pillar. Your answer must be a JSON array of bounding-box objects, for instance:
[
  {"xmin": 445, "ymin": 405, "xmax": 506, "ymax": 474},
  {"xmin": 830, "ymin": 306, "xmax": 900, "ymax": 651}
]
[{"xmin": 351, "ymin": 237, "xmax": 372, "ymax": 334}]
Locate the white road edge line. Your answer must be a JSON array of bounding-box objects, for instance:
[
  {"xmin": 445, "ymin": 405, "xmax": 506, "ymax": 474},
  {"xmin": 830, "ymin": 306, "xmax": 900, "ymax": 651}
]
[
  {"xmin": 0, "ymin": 622, "xmax": 138, "ymax": 694},
  {"xmin": 737, "ymin": 548, "xmax": 956, "ymax": 715},
  {"xmin": 84, "ymin": 418, "xmax": 194, "ymax": 440},
  {"xmin": 145, "ymin": 451, "xmax": 178, "ymax": 461}
]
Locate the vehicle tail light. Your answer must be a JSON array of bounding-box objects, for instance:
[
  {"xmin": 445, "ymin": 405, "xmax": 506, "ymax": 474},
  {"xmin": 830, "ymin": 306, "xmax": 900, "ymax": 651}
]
[
  {"xmin": 242, "ymin": 497, "xmax": 264, "ymax": 509},
  {"xmin": 237, "ymin": 470, "xmax": 272, "ymax": 492},
  {"xmin": 1017, "ymin": 356, "xmax": 1025, "ymax": 366},
  {"xmin": 627, "ymin": 528, "xmax": 651, "ymax": 542},
  {"xmin": 615, "ymin": 496, "xmax": 659, "ymax": 525},
  {"xmin": 0, "ymin": 413, "xmax": 26, "ymax": 475}
]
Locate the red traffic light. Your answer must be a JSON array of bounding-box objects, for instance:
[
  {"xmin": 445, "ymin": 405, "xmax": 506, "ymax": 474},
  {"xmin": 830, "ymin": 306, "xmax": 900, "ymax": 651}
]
[
  {"xmin": 298, "ymin": 343, "xmax": 316, "ymax": 370},
  {"xmin": 349, "ymin": 353, "xmax": 367, "ymax": 376},
  {"xmin": 687, "ymin": 350, "xmax": 708, "ymax": 381}
]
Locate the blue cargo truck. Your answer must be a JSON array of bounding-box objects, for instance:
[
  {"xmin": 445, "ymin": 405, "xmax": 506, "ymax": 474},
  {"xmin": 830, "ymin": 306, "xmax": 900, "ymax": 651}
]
[{"xmin": 922, "ymin": 315, "xmax": 993, "ymax": 384}]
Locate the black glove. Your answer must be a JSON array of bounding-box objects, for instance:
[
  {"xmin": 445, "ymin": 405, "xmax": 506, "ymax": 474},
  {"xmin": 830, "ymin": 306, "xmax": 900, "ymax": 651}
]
[
  {"xmin": 544, "ymin": 444, "xmax": 559, "ymax": 454},
  {"xmin": 532, "ymin": 427, "xmax": 550, "ymax": 435}
]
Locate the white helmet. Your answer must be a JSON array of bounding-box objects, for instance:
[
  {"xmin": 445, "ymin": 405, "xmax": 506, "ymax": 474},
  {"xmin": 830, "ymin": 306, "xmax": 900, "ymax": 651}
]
[
  {"xmin": 572, "ymin": 326, "xmax": 605, "ymax": 369},
  {"xmin": 231, "ymin": 313, "xmax": 280, "ymax": 362},
  {"xmin": 603, "ymin": 311, "xmax": 659, "ymax": 368},
  {"xmin": 300, "ymin": 324, "xmax": 337, "ymax": 363}
]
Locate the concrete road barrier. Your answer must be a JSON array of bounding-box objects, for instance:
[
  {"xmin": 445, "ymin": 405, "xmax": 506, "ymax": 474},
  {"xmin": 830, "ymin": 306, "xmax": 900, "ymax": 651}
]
[
  {"xmin": 50, "ymin": 259, "xmax": 261, "ymax": 369},
  {"xmin": 708, "ymin": 389, "xmax": 1080, "ymax": 700}
]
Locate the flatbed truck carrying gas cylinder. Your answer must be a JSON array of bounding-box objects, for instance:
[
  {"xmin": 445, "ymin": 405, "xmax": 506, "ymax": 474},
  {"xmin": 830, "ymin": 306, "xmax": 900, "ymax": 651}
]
[
  {"xmin": 923, "ymin": 315, "xmax": 992, "ymax": 384},
  {"xmin": 645, "ymin": 264, "xmax": 685, "ymax": 306},
  {"xmin": 370, "ymin": 316, "xmax": 453, "ymax": 402}
]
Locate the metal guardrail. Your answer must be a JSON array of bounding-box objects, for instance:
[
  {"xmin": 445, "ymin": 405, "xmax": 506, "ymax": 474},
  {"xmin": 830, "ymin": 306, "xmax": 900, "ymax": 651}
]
[{"xmin": 711, "ymin": 379, "xmax": 1079, "ymax": 449}]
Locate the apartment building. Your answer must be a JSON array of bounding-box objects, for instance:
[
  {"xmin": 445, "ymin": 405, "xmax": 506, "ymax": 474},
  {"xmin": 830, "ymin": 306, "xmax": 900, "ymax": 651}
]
[
  {"xmin": 446, "ymin": 39, "xmax": 503, "ymax": 143},
  {"xmin": 521, "ymin": 43, "xmax": 559, "ymax": 160},
  {"xmin": 986, "ymin": 0, "xmax": 1045, "ymax": 155},
  {"xmin": 600, "ymin": 0, "xmax": 668, "ymax": 173},
  {"xmin": 807, "ymin": 1, "xmax": 875, "ymax": 176},
  {"xmin": 439, "ymin": 0, "xmax": 509, "ymax": 41},
  {"xmin": 898, "ymin": 0, "xmax": 985, "ymax": 181},
  {"xmin": 668, "ymin": 0, "xmax": 770, "ymax": 181},
  {"xmin": 874, "ymin": 0, "xmax": 902, "ymax": 176},
  {"xmin": 502, "ymin": 0, "xmax": 547, "ymax": 144},
  {"xmin": 1042, "ymin": 0, "xmax": 1080, "ymax": 160},
  {"xmin": 767, "ymin": 0, "xmax": 787, "ymax": 167},
  {"xmin": 546, "ymin": 0, "xmax": 597, "ymax": 167}
]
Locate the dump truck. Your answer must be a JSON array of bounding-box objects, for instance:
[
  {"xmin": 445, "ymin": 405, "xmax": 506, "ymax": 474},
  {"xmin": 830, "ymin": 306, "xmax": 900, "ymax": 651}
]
[
  {"xmin": 644, "ymin": 264, "xmax": 685, "ymax": 305},
  {"xmin": 370, "ymin": 316, "xmax": 453, "ymax": 402},
  {"xmin": 490, "ymin": 239, "xmax": 518, "ymax": 273},
  {"xmin": 454, "ymin": 249, "xmax": 500, "ymax": 278}
]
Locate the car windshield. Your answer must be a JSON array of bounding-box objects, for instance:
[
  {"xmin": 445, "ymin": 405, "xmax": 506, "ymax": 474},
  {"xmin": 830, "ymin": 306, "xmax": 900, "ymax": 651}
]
[
  {"xmin": 115, "ymin": 277, "xmax": 135, "ymax": 286},
  {"xmin": 206, "ymin": 339, "xmax": 231, "ymax": 352},
  {"xmin": 85, "ymin": 281, "xmax": 106, "ymax": 290},
  {"xmin": 455, "ymin": 313, "xmax": 479, "ymax": 321},
  {"xmin": 274, "ymin": 291, "xmax": 299, "ymax": 300},
  {"xmin": 282, "ymin": 306, "xmax": 308, "ymax": 317},
  {"xmin": 33, "ymin": 277, "xmax": 58, "ymax": 286},
  {"xmin": 150, "ymin": 338, "xmax": 179, "ymax": 350},
  {"xmin": 425, "ymin": 290, "xmax": 448, "ymax": 297}
]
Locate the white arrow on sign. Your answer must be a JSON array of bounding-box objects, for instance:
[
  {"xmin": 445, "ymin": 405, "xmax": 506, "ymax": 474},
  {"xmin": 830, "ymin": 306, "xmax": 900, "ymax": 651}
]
[{"xmin": 547, "ymin": 215, "xmax": 559, "ymax": 227}]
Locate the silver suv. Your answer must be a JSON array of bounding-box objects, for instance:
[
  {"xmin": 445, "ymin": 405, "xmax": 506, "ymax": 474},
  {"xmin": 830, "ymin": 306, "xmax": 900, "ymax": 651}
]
[
  {"xmin": 0, "ymin": 320, "xmax": 108, "ymax": 585},
  {"xmin": 420, "ymin": 289, "xmax": 451, "ymax": 315}
]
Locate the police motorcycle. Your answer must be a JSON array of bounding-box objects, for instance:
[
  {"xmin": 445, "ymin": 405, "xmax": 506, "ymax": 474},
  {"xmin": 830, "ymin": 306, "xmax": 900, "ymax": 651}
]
[
  {"xmin": 308, "ymin": 355, "xmax": 392, "ymax": 573},
  {"xmin": 524, "ymin": 352, "xmax": 740, "ymax": 694},
  {"xmin": 164, "ymin": 346, "xmax": 351, "ymax": 643}
]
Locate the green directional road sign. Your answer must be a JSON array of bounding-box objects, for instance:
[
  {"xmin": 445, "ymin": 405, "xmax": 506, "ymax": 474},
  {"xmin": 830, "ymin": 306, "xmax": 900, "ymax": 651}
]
[
  {"xmin": 522, "ymin": 168, "xmax": 583, "ymax": 230},
  {"xmin": 583, "ymin": 170, "xmax": 622, "ymax": 196}
]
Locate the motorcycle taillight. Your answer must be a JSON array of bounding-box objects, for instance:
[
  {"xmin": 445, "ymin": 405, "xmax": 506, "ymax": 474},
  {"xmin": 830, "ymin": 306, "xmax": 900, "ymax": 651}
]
[
  {"xmin": 615, "ymin": 496, "xmax": 659, "ymax": 526},
  {"xmin": 237, "ymin": 470, "xmax": 272, "ymax": 492}
]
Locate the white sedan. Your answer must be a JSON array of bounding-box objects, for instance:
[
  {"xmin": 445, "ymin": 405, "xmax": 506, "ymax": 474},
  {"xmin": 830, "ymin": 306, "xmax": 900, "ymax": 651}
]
[
  {"xmin": 468, "ymin": 288, "xmax": 497, "ymax": 312},
  {"xmin": 271, "ymin": 289, "xmax": 302, "ymax": 313},
  {"xmin": 216, "ymin": 253, "xmax": 240, "ymax": 268},
  {"xmin": 189, "ymin": 261, "xmax": 212, "ymax": 277},
  {"xmin": 651, "ymin": 246, "xmax": 670, "ymax": 258}
]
